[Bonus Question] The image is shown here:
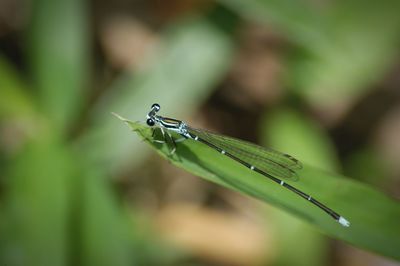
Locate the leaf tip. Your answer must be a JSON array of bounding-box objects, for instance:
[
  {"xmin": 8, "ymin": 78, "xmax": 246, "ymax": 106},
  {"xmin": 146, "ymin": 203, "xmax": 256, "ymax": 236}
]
[
  {"xmin": 111, "ymin": 112, "xmax": 128, "ymax": 121},
  {"xmin": 111, "ymin": 112, "xmax": 143, "ymax": 131}
]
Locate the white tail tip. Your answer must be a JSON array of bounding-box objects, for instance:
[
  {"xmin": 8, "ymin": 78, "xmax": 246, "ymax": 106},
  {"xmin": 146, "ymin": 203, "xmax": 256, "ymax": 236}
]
[{"xmin": 338, "ymin": 216, "xmax": 350, "ymax": 227}]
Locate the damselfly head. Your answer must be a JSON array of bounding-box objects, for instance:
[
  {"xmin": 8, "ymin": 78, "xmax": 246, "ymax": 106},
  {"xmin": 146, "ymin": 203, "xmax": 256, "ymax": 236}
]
[
  {"xmin": 146, "ymin": 118, "xmax": 155, "ymax": 126},
  {"xmin": 151, "ymin": 103, "xmax": 160, "ymax": 112},
  {"xmin": 146, "ymin": 103, "xmax": 161, "ymax": 126}
]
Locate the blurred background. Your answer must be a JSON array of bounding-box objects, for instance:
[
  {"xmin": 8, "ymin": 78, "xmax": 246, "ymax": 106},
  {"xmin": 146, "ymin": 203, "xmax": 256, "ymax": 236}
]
[{"xmin": 1, "ymin": 0, "xmax": 400, "ymax": 265}]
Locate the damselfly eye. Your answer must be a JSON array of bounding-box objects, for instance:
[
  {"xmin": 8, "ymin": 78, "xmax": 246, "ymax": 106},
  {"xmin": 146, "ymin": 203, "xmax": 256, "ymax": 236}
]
[
  {"xmin": 151, "ymin": 103, "xmax": 160, "ymax": 112},
  {"xmin": 146, "ymin": 118, "xmax": 155, "ymax": 126}
]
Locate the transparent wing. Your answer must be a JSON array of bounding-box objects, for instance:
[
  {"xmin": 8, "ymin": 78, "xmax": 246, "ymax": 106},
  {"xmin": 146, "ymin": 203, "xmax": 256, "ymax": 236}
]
[{"xmin": 188, "ymin": 127, "xmax": 302, "ymax": 181}]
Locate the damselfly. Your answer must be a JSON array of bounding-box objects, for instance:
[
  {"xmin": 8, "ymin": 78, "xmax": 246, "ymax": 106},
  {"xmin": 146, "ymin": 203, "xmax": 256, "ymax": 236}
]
[{"xmin": 145, "ymin": 103, "xmax": 350, "ymax": 227}]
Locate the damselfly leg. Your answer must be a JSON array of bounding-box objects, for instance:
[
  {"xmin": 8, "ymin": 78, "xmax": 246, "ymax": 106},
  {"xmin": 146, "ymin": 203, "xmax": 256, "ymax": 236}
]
[
  {"xmin": 151, "ymin": 127, "xmax": 186, "ymax": 156},
  {"xmin": 151, "ymin": 127, "xmax": 166, "ymax": 144}
]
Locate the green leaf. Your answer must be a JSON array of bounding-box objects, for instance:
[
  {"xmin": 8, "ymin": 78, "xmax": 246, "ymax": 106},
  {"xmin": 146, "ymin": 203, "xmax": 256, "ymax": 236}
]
[
  {"xmin": 219, "ymin": 0, "xmax": 326, "ymax": 45},
  {"xmin": 0, "ymin": 55, "xmax": 35, "ymax": 118},
  {"xmin": 2, "ymin": 135, "xmax": 73, "ymax": 266},
  {"xmin": 79, "ymin": 168, "xmax": 135, "ymax": 266},
  {"xmin": 220, "ymin": 0, "xmax": 400, "ymax": 107},
  {"xmin": 29, "ymin": 0, "xmax": 89, "ymax": 130},
  {"xmin": 116, "ymin": 115, "xmax": 400, "ymax": 261}
]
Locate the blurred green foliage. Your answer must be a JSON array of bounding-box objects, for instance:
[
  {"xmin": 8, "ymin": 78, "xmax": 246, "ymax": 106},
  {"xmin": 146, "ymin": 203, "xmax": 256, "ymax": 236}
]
[
  {"xmin": 29, "ymin": 0, "xmax": 90, "ymax": 131},
  {"xmin": 1, "ymin": 1, "xmax": 234, "ymax": 265},
  {"xmin": 1, "ymin": 0, "xmax": 400, "ymax": 265},
  {"xmin": 221, "ymin": 0, "xmax": 400, "ymax": 105}
]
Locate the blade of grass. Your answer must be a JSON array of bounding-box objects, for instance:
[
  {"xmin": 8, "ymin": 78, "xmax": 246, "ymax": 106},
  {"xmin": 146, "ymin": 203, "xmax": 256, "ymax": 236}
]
[
  {"xmin": 2, "ymin": 135, "xmax": 72, "ymax": 266},
  {"xmin": 78, "ymin": 166, "xmax": 187, "ymax": 266},
  {"xmin": 219, "ymin": 0, "xmax": 400, "ymax": 107},
  {"xmin": 0, "ymin": 55, "xmax": 35, "ymax": 118},
  {"xmin": 28, "ymin": 0, "xmax": 89, "ymax": 131},
  {"xmin": 79, "ymin": 168, "xmax": 134, "ymax": 266},
  {"xmin": 218, "ymin": 0, "xmax": 329, "ymax": 47},
  {"xmin": 116, "ymin": 116, "xmax": 400, "ymax": 261}
]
